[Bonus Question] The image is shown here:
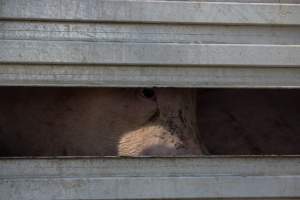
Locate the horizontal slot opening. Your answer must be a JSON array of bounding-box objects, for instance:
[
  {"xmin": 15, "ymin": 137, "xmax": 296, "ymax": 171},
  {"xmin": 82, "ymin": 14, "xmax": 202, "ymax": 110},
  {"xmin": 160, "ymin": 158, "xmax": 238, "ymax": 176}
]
[{"xmin": 0, "ymin": 87, "xmax": 299, "ymax": 157}]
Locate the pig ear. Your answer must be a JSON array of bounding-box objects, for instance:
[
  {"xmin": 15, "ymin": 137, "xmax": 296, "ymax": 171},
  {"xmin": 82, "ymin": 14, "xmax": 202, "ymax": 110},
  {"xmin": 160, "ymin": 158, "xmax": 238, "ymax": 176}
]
[{"xmin": 139, "ymin": 88, "xmax": 156, "ymax": 100}]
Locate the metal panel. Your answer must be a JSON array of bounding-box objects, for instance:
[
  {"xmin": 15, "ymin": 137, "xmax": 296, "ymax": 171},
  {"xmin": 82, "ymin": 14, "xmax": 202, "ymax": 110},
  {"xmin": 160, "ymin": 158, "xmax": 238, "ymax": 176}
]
[
  {"xmin": 1, "ymin": 0, "xmax": 300, "ymax": 25},
  {"xmin": 2, "ymin": 22, "xmax": 300, "ymax": 45},
  {"xmin": 0, "ymin": 0, "xmax": 300, "ymax": 87},
  {"xmin": 1, "ymin": 156, "xmax": 300, "ymax": 200},
  {"xmin": 0, "ymin": 64, "xmax": 300, "ymax": 88},
  {"xmin": 1, "ymin": 40, "xmax": 300, "ymax": 66}
]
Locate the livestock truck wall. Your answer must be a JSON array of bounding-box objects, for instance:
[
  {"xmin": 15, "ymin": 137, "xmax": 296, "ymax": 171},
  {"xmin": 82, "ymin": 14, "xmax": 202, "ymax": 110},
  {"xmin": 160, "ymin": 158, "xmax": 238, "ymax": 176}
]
[
  {"xmin": 0, "ymin": 0, "xmax": 300, "ymax": 199},
  {"xmin": 1, "ymin": 0, "xmax": 300, "ymax": 88}
]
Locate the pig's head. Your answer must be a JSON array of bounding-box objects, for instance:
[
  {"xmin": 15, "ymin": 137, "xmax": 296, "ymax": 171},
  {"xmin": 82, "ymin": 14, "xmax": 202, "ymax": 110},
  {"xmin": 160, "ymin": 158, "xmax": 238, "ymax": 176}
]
[{"xmin": 118, "ymin": 88, "xmax": 204, "ymax": 156}]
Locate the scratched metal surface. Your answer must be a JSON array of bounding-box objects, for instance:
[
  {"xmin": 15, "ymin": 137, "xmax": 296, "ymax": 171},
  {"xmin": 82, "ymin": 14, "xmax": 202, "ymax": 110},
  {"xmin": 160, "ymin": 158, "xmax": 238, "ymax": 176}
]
[
  {"xmin": 1, "ymin": 156, "xmax": 300, "ymax": 199},
  {"xmin": 0, "ymin": 0, "xmax": 300, "ymax": 88}
]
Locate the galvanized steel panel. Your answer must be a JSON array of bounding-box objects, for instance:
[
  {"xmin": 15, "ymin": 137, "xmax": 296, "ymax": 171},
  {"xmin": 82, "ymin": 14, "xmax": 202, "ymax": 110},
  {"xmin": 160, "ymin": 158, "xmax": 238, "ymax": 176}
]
[
  {"xmin": 1, "ymin": 0, "xmax": 300, "ymax": 25},
  {"xmin": 1, "ymin": 40, "xmax": 300, "ymax": 66},
  {"xmin": 0, "ymin": 64, "xmax": 299, "ymax": 88},
  {"xmin": 2, "ymin": 22, "xmax": 300, "ymax": 45},
  {"xmin": 1, "ymin": 157, "xmax": 300, "ymax": 199},
  {"xmin": 0, "ymin": 0, "xmax": 300, "ymax": 87}
]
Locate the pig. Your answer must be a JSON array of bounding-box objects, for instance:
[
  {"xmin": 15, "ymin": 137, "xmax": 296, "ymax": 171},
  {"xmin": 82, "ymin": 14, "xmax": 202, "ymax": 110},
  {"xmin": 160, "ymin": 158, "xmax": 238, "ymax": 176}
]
[{"xmin": 0, "ymin": 87, "xmax": 205, "ymax": 156}]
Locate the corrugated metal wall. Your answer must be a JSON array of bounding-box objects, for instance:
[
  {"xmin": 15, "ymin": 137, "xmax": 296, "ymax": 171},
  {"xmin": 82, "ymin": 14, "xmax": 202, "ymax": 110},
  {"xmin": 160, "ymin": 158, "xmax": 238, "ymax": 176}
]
[
  {"xmin": 0, "ymin": 0, "xmax": 300, "ymax": 199},
  {"xmin": 1, "ymin": 157, "xmax": 300, "ymax": 199},
  {"xmin": 1, "ymin": 0, "xmax": 300, "ymax": 88}
]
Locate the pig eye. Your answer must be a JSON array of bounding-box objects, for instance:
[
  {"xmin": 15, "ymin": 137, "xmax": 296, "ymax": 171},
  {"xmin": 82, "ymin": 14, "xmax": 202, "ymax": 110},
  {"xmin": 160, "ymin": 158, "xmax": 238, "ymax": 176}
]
[{"xmin": 140, "ymin": 88, "xmax": 155, "ymax": 99}]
